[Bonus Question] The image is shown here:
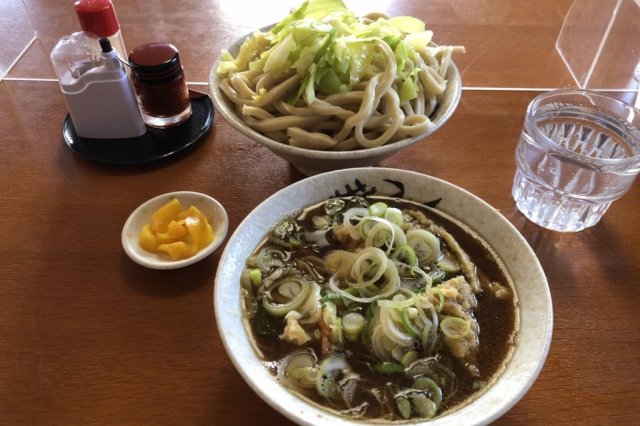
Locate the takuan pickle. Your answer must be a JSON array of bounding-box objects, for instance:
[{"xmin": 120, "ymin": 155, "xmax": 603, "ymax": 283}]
[{"xmin": 139, "ymin": 198, "xmax": 214, "ymax": 260}]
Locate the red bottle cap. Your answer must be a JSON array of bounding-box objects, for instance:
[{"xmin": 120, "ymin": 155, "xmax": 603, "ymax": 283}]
[{"xmin": 74, "ymin": 0, "xmax": 120, "ymax": 38}]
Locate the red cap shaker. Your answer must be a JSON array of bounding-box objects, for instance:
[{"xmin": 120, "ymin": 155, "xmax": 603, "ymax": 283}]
[
  {"xmin": 74, "ymin": 0, "xmax": 127, "ymax": 58},
  {"xmin": 74, "ymin": 0, "xmax": 119, "ymax": 37}
]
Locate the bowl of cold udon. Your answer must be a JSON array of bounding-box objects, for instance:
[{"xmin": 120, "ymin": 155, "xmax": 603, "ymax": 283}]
[
  {"xmin": 214, "ymin": 168, "xmax": 553, "ymax": 425},
  {"xmin": 209, "ymin": 0, "xmax": 463, "ymax": 175}
]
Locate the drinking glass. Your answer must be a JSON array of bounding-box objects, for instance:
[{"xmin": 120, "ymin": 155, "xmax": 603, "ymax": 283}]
[{"xmin": 512, "ymin": 90, "xmax": 640, "ymax": 232}]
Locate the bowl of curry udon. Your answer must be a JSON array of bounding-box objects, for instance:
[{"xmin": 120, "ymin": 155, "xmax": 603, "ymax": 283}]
[
  {"xmin": 214, "ymin": 167, "xmax": 552, "ymax": 425},
  {"xmin": 208, "ymin": 1, "xmax": 463, "ymax": 176}
]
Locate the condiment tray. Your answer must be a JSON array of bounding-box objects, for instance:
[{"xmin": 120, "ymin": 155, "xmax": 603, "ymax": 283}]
[
  {"xmin": 62, "ymin": 95, "xmax": 214, "ymax": 165},
  {"xmin": 122, "ymin": 191, "xmax": 228, "ymax": 269}
]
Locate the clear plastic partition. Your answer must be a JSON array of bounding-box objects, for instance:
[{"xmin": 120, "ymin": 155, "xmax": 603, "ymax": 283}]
[
  {"xmin": 556, "ymin": 0, "xmax": 639, "ymax": 104},
  {"xmin": 0, "ymin": 0, "xmax": 37, "ymax": 80}
]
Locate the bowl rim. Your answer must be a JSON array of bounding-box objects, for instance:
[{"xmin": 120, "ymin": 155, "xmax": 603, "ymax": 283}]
[
  {"xmin": 208, "ymin": 27, "xmax": 462, "ymax": 160},
  {"xmin": 213, "ymin": 167, "xmax": 553, "ymax": 426},
  {"xmin": 121, "ymin": 190, "xmax": 229, "ymax": 270}
]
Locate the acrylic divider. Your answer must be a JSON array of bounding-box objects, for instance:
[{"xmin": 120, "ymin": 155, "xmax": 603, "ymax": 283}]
[
  {"xmin": 556, "ymin": 0, "xmax": 640, "ymax": 107},
  {"xmin": 0, "ymin": 0, "xmax": 37, "ymax": 80}
]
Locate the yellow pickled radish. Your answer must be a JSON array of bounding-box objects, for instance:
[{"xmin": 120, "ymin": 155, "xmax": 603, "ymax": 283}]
[
  {"xmin": 183, "ymin": 206, "xmax": 214, "ymax": 250},
  {"xmin": 156, "ymin": 220, "xmax": 189, "ymax": 241},
  {"xmin": 139, "ymin": 224, "xmax": 160, "ymax": 252},
  {"xmin": 139, "ymin": 199, "xmax": 214, "ymax": 260},
  {"xmin": 157, "ymin": 241, "xmax": 198, "ymax": 260},
  {"xmin": 150, "ymin": 198, "xmax": 183, "ymax": 233}
]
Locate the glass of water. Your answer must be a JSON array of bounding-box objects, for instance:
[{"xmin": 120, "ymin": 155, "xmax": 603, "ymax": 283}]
[{"xmin": 512, "ymin": 90, "xmax": 640, "ymax": 232}]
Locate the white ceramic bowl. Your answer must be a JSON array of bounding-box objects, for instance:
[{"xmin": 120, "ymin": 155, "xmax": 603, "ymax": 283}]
[
  {"xmin": 209, "ymin": 32, "xmax": 462, "ymax": 176},
  {"xmin": 214, "ymin": 168, "xmax": 553, "ymax": 425},
  {"xmin": 122, "ymin": 191, "xmax": 228, "ymax": 269}
]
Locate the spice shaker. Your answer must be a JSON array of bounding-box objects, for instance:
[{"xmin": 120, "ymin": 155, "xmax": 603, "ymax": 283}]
[
  {"xmin": 74, "ymin": 0, "xmax": 128, "ymax": 62},
  {"xmin": 51, "ymin": 36, "xmax": 146, "ymax": 139},
  {"xmin": 128, "ymin": 43, "xmax": 192, "ymax": 128}
]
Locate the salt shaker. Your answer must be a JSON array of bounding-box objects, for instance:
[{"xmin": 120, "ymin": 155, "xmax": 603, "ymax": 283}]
[{"xmin": 128, "ymin": 43, "xmax": 192, "ymax": 128}]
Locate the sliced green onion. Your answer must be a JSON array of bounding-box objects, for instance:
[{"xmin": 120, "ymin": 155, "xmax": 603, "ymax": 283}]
[
  {"xmin": 328, "ymin": 258, "xmax": 400, "ymax": 304},
  {"xmin": 384, "ymin": 207, "xmax": 403, "ymax": 226},
  {"xmin": 322, "ymin": 301, "xmax": 338, "ymax": 323},
  {"xmin": 350, "ymin": 247, "xmax": 388, "ymax": 289},
  {"xmin": 432, "ymin": 288, "xmax": 445, "ymax": 312},
  {"xmin": 391, "ymin": 345, "xmax": 405, "ymax": 362},
  {"xmin": 391, "ymin": 244, "xmax": 417, "ymax": 267},
  {"xmin": 322, "ymin": 301, "xmax": 343, "ymax": 345},
  {"xmin": 342, "ymin": 312, "xmax": 366, "ymax": 342},
  {"xmin": 368, "ymin": 201, "xmax": 388, "ymax": 217},
  {"xmin": 284, "ymin": 350, "xmax": 318, "ymax": 389},
  {"xmin": 377, "ymin": 293, "xmax": 416, "ymax": 310},
  {"xmin": 288, "ymin": 237, "xmax": 302, "ymax": 247},
  {"xmin": 437, "ymin": 254, "xmax": 460, "ymax": 273},
  {"xmin": 365, "ymin": 221, "xmax": 395, "ymax": 251},
  {"xmin": 380, "ymin": 306, "xmax": 414, "ymax": 347},
  {"xmin": 289, "ymin": 366, "xmax": 318, "ymax": 388},
  {"xmin": 411, "ymin": 394, "xmax": 437, "ymax": 418},
  {"xmin": 390, "ymin": 223, "xmax": 407, "ymax": 247},
  {"xmin": 440, "ymin": 316, "xmax": 470, "ymax": 338},
  {"xmin": 316, "ymin": 355, "xmax": 348, "ymax": 400},
  {"xmin": 401, "ymin": 350, "xmax": 418, "ymax": 367},
  {"xmin": 342, "ymin": 207, "xmax": 369, "ymax": 239},
  {"xmin": 371, "ymin": 324, "xmax": 390, "ymax": 361},
  {"xmin": 321, "ymin": 290, "xmax": 341, "ymax": 303},
  {"xmin": 333, "ymin": 317, "xmax": 344, "ymax": 345},
  {"xmin": 396, "ymin": 396, "xmax": 412, "ymax": 419},
  {"xmin": 373, "ymin": 361, "xmax": 405, "ymax": 374},
  {"xmin": 358, "ymin": 216, "xmax": 383, "ymax": 238},
  {"xmin": 420, "ymin": 316, "xmax": 434, "ymax": 354},
  {"xmin": 262, "ymin": 277, "xmax": 311, "ymax": 317},
  {"xmin": 413, "ymin": 376, "xmax": 443, "ymax": 407},
  {"xmin": 297, "ymin": 281, "xmax": 322, "ymax": 320},
  {"xmin": 278, "ymin": 278, "xmax": 302, "ymax": 298},
  {"xmin": 362, "ymin": 315, "xmax": 375, "ymax": 345},
  {"xmin": 406, "ymin": 229, "xmax": 440, "ymax": 265},
  {"xmin": 250, "ymin": 269, "xmax": 262, "ymax": 287},
  {"xmin": 388, "ymin": 306, "xmax": 403, "ymax": 324},
  {"xmin": 401, "ymin": 307, "xmax": 421, "ymax": 337},
  {"xmin": 472, "ymin": 380, "xmax": 487, "ymax": 390},
  {"xmin": 323, "ymin": 250, "xmax": 356, "ymax": 277}
]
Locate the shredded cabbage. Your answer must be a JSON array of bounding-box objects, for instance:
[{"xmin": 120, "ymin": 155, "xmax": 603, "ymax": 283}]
[{"xmin": 217, "ymin": 0, "xmax": 445, "ymax": 104}]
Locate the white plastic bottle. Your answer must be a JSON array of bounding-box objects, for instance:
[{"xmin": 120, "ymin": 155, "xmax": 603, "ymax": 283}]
[{"xmin": 51, "ymin": 36, "xmax": 146, "ymax": 139}]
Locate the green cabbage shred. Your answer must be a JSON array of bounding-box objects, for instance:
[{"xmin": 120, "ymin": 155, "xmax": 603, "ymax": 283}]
[{"xmin": 217, "ymin": 0, "xmax": 436, "ymax": 104}]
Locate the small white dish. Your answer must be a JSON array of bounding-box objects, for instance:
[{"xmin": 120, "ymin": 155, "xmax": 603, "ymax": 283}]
[{"xmin": 122, "ymin": 191, "xmax": 228, "ymax": 269}]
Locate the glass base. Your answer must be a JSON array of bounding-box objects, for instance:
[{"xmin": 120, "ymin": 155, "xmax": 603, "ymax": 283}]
[
  {"xmin": 143, "ymin": 104, "xmax": 192, "ymax": 128},
  {"xmin": 512, "ymin": 170, "xmax": 611, "ymax": 232}
]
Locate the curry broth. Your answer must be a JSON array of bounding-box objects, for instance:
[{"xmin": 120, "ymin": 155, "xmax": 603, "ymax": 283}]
[{"xmin": 242, "ymin": 197, "xmax": 518, "ymax": 420}]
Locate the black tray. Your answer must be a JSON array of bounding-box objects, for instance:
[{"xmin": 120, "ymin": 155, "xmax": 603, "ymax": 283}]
[{"xmin": 62, "ymin": 95, "xmax": 214, "ymax": 165}]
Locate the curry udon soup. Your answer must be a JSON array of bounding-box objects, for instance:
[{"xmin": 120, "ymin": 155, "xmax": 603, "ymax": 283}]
[{"xmin": 240, "ymin": 196, "xmax": 518, "ymax": 421}]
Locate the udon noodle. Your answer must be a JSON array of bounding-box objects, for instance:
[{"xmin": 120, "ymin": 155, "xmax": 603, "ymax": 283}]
[{"xmin": 216, "ymin": 0, "xmax": 465, "ymax": 150}]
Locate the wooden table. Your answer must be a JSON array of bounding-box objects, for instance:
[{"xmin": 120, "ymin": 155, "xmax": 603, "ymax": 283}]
[{"xmin": 2, "ymin": 1, "xmax": 639, "ymax": 424}]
